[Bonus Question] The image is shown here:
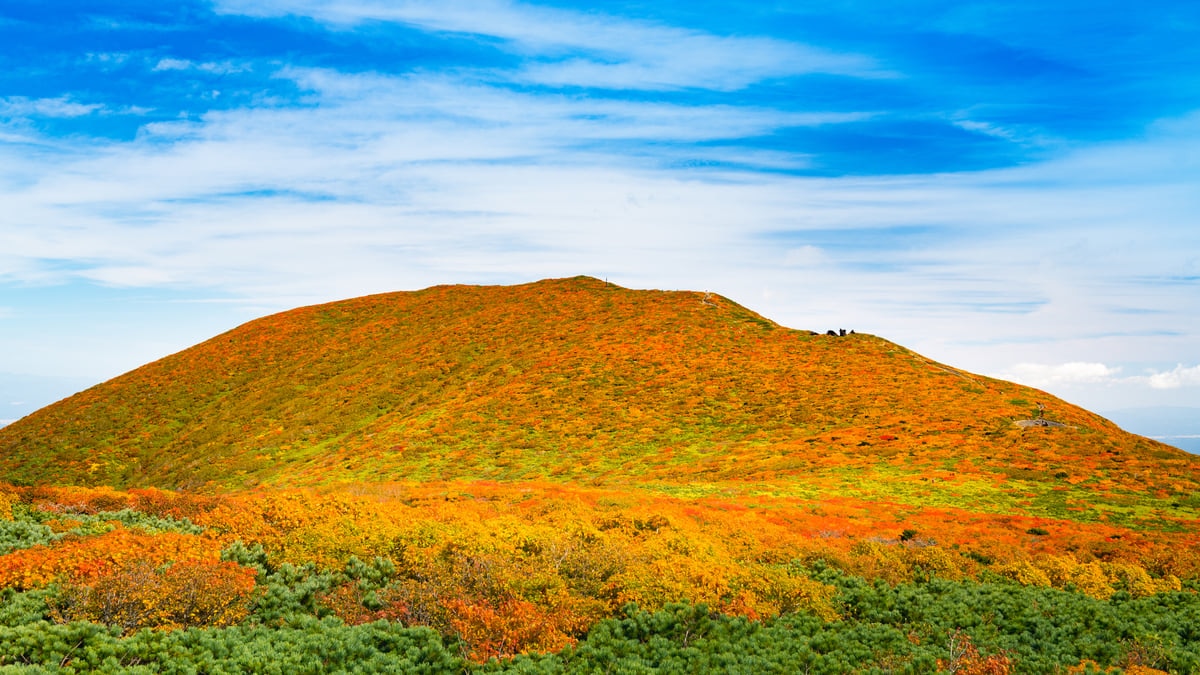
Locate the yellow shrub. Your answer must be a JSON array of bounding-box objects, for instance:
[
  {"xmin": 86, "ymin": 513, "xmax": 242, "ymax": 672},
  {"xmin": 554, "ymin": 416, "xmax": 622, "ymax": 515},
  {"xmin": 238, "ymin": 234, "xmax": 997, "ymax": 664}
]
[
  {"xmin": 1065, "ymin": 561, "xmax": 1114, "ymax": 599},
  {"xmin": 998, "ymin": 555, "xmax": 1180, "ymax": 600},
  {"xmin": 847, "ymin": 540, "xmax": 910, "ymax": 585},
  {"xmin": 995, "ymin": 559, "xmax": 1052, "ymax": 587},
  {"xmin": 908, "ymin": 544, "xmax": 970, "ymax": 580},
  {"xmin": 1105, "ymin": 562, "xmax": 1181, "ymax": 597},
  {"xmin": 0, "ymin": 489, "xmax": 16, "ymax": 521}
]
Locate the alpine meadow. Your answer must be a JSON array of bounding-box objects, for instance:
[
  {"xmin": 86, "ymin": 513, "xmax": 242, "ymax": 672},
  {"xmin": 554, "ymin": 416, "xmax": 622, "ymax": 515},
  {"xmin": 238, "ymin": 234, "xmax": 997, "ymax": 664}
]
[{"xmin": 3, "ymin": 277, "xmax": 1200, "ymax": 673}]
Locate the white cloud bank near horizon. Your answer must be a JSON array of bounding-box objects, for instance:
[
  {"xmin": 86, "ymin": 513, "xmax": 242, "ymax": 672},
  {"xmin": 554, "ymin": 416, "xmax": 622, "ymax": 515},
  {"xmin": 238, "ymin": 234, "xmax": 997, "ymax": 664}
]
[{"xmin": 997, "ymin": 362, "xmax": 1200, "ymax": 399}]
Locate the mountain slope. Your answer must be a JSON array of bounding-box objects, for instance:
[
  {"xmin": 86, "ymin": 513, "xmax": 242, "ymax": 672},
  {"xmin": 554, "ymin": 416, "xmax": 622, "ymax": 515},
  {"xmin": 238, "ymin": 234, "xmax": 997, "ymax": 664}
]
[{"xmin": 1, "ymin": 277, "xmax": 1193, "ymax": 516}]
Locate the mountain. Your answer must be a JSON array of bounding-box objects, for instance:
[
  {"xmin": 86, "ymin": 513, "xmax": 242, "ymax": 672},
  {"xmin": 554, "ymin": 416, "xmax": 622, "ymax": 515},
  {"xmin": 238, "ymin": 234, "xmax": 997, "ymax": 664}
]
[
  {"xmin": 4, "ymin": 276, "xmax": 1200, "ymax": 671},
  {"xmin": 1, "ymin": 277, "xmax": 1194, "ymax": 516}
]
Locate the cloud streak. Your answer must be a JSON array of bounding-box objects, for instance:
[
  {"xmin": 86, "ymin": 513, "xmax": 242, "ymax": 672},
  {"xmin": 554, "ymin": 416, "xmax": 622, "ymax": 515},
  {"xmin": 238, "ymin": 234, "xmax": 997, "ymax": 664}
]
[
  {"xmin": 215, "ymin": 0, "xmax": 883, "ymax": 91},
  {"xmin": 1, "ymin": 96, "xmax": 105, "ymax": 118}
]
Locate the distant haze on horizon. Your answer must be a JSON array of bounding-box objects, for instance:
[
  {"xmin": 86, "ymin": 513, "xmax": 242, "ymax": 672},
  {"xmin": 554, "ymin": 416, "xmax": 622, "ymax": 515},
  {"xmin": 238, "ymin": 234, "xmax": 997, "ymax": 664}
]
[{"xmin": 2, "ymin": 1, "xmax": 1198, "ymax": 440}]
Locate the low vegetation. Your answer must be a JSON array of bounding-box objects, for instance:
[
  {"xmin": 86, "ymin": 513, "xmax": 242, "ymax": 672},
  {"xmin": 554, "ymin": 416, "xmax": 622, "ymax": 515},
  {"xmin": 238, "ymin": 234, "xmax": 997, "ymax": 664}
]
[{"xmin": 1, "ymin": 483, "xmax": 1198, "ymax": 671}]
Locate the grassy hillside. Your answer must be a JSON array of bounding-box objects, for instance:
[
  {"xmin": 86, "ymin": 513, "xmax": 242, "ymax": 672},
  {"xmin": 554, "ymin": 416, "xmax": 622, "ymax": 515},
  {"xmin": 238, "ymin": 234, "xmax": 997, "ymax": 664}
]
[
  {"xmin": 4, "ymin": 277, "xmax": 1200, "ymax": 670},
  {"xmin": 1, "ymin": 276, "xmax": 1195, "ymax": 521}
]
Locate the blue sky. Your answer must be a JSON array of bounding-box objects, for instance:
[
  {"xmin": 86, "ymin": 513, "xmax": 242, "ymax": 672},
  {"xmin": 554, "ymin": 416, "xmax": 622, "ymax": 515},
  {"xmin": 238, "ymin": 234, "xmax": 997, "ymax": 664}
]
[{"xmin": 2, "ymin": 0, "xmax": 1199, "ymax": 437}]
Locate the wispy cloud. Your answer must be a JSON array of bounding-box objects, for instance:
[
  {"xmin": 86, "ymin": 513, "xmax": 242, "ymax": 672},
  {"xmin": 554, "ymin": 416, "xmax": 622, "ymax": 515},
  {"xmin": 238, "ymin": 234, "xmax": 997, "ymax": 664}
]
[
  {"xmin": 214, "ymin": 0, "xmax": 883, "ymax": 90},
  {"xmin": 0, "ymin": 96, "xmax": 104, "ymax": 118},
  {"xmin": 2, "ymin": 64, "xmax": 1197, "ymax": 308},
  {"xmin": 152, "ymin": 58, "xmax": 252, "ymax": 75},
  {"xmin": 276, "ymin": 67, "xmax": 865, "ymax": 145},
  {"xmin": 3, "ymin": 93, "xmax": 1197, "ymax": 356}
]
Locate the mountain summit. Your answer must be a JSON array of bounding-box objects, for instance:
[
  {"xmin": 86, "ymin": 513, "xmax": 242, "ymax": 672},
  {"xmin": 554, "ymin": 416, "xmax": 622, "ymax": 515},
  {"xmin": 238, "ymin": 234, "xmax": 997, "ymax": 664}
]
[{"xmin": 0, "ymin": 277, "xmax": 1189, "ymax": 498}]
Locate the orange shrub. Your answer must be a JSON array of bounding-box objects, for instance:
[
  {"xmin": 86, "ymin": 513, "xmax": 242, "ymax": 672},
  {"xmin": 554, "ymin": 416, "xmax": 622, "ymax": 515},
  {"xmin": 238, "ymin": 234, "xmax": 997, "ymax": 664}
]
[
  {"xmin": 0, "ymin": 529, "xmax": 222, "ymax": 590},
  {"xmin": 445, "ymin": 596, "xmax": 575, "ymax": 662},
  {"xmin": 51, "ymin": 559, "xmax": 257, "ymax": 632}
]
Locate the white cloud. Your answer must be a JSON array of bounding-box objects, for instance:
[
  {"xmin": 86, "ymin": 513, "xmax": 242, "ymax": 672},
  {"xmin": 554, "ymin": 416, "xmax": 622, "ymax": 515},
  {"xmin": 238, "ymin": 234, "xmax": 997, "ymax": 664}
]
[
  {"xmin": 993, "ymin": 361, "xmax": 1200, "ymax": 402},
  {"xmin": 999, "ymin": 362, "xmax": 1123, "ymax": 388},
  {"xmin": 214, "ymin": 0, "xmax": 883, "ymax": 90},
  {"xmin": 153, "ymin": 57, "xmax": 193, "ymax": 71},
  {"xmin": 1147, "ymin": 364, "xmax": 1200, "ymax": 389},
  {"xmin": 1, "ymin": 73, "xmax": 1197, "ymax": 320},
  {"xmin": 153, "ymin": 58, "xmax": 251, "ymax": 75},
  {"xmin": 0, "ymin": 96, "xmax": 103, "ymax": 118},
  {"xmin": 277, "ymin": 67, "xmax": 855, "ymax": 145},
  {"xmin": 85, "ymin": 52, "xmax": 132, "ymax": 66}
]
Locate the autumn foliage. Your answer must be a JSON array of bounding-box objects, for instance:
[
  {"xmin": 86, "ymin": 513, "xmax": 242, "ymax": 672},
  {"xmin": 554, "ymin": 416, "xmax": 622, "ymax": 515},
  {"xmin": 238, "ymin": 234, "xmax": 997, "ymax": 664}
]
[
  {"xmin": 1, "ymin": 278, "xmax": 1199, "ymax": 668},
  {"xmin": 50, "ymin": 559, "xmax": 257, "ymax": 632},
  {"xmin": 0, "ymin": 528, "xmax": 222, "ymax": 591},
  {"xmin": 3, "ymin": 477, "xmax": 1196, "ymax": 665}
]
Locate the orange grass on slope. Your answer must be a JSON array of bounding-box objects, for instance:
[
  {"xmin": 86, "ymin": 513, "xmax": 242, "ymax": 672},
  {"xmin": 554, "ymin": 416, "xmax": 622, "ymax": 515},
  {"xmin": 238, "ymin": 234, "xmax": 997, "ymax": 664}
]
[{"xmin": 0, "ymin": 277, "xmax": 1195, "ymax": 531}]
